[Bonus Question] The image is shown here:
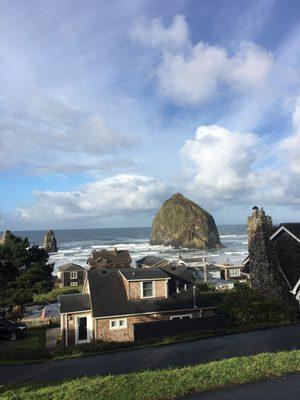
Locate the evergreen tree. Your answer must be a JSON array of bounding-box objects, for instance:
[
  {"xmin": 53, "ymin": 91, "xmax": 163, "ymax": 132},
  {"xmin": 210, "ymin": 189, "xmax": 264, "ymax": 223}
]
[{"xmin": 0, "ymin": 232, "xmax": 54, "ymax": 308}]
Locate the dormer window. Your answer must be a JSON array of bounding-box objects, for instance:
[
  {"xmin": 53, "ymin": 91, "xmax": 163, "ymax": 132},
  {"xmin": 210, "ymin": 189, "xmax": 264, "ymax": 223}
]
[{"xmin": 142, "ymin": 281, "xmax": 154, "ymax": 298}]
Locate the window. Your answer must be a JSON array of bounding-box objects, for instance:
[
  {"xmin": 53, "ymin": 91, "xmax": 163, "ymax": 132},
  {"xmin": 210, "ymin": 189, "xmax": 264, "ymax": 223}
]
[
  {"xmin": 70, "ymin": 271, "xmax": 78, "ymax": 279},
  {"xmin": 70, "ymin": 281, "xmax": 78, "ymax": 286},
  {"xmin": 109, "ymin": 319, "xmax": 127, "ymax": 330},
  {"xmin": 170, "ymin": 314, "xmax": 192, "ymax": 320},
  {"xmin": 142, "ymin": 281, "xmax": 153, "ymax": 298},
  {"xmin": 229, "ymin": 268, "xmax": 240, "ymax": 277}
]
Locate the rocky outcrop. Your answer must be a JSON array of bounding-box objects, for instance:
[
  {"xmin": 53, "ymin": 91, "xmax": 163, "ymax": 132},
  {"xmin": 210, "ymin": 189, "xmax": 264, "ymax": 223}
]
[
  {"xmin": 150, "ymin": 193, "xmax": 221, "ymax": 249},
  {"xmin": 0, "ymin": 230, "xmax": 14, "ymax": 245},
  {"xmin": 43, "ymin": 230, "xmax": 58, "ymax": 253}
]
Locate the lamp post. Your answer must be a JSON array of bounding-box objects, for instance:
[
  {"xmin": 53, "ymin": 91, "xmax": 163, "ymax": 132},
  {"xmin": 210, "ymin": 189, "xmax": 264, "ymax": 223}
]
[{"xmin": 193, "ymin": 284, "xmax": 197, "ymax": 309}]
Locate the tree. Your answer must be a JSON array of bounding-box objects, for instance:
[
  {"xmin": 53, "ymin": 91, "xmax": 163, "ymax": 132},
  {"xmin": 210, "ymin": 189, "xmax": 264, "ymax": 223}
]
[{"xmin": 0, "ymin": 232, "xmax": 54, "ymax": 309}]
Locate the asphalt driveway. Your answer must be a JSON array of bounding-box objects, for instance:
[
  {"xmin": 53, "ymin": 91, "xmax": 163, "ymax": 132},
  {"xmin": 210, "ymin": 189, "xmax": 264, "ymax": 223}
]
[{"xmin": 0, "ymin": 323, "xmax": 299, "ymax": 385}]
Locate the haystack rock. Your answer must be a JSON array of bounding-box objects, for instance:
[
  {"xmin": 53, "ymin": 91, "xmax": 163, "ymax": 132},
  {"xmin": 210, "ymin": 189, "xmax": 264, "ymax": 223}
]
[
  {"xmin": 150, "ymin": 193, "xmax": 221, "ymax": 249},
  {"xmin": 43, "ymin": 230, "xmax": 58, "ymax": 253}
]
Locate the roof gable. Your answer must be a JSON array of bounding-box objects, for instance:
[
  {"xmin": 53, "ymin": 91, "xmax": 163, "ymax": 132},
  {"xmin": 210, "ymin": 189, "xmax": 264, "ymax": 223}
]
[
  {"xmin": 120, "ymin": 268, "xmax": 169, "ymax": 281},
  {"xmin": 58, "ymin": 263, "xmax": 86, "ymax": 272},
  {"xmin": 270, "ymin": 223, "xmax": 300, "ymax": 243}
]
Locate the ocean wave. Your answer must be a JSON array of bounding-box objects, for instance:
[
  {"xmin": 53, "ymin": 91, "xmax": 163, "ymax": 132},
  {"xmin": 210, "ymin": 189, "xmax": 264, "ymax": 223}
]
[{"xmin": 220, "ymin": 234, "xmax": 247, "ymax": 239}]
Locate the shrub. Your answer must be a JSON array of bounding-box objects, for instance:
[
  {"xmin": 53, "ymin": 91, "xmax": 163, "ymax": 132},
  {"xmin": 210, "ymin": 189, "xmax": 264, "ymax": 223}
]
[
  {"xmin": 33, "ymin": 286, "xmax": 82, "ymax": 303},
  {"xmin": 218, "ymin": 283, "xmax": 299, "ymax": 327}
]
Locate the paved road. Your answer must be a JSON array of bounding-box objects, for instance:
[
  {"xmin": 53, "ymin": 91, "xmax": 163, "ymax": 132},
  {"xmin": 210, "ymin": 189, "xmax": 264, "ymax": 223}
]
[
  {"xmin": 0, "ymin": 324, "xmax": 299, "ymax": 385},
  {"xmin": 181, "ymin": 372, "xmax": 300, "ymax": 400}
]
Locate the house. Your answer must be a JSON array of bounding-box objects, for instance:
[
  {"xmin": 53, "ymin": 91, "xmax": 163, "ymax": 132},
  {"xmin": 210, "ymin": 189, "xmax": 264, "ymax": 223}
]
[
  {"xmin": 269, "ymin": 223, "xmax": 300, "ymax": 304},
  {"xmin": 59, "ymin": 267, "xmax": 216, "ymax": 345},
  {"xmin": 57, "ymin": 263, "xmax": 86, "ymax": 287},
  {"xmin": 218, "ymin": 263, "xmax": 243, "ymax": 280},
  {"xmin": 136, "ymin": 256, "xmax": 194, "ymax": 294},
  {"xmin": 241, "ymin": 218, "xmax": 300, "ymax": 304},
  {"xmin": 135, "ymin": 255, "xmax": 169, "ymax": 268},
  {"xmin": 87, "ymin": 247, "xmax": 132, "ymax": 269},
  {"xmin": 156, "ymin": 261, "xmax": 194, "ymax": 294}
]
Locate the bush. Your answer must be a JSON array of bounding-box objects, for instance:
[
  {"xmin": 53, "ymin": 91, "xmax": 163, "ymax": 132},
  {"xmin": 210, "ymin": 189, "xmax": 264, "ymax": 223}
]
[
  {"xmin": 197, "ymin": 282, "xmax": 216, "ymax": 292},
  {"xmin": 33, "ymin": 286, "xmax": 82, "ymax": 303},
  {"xmin": 218, "ymin": 283, "xmax": 299, "ymax": 327}
]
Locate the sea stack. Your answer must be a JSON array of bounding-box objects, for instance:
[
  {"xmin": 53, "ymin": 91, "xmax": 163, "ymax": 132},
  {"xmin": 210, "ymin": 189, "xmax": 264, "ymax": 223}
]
[
  {"xmin": 0, "ymin": 230, "xmax": 14, "ymax": 245},
  {"xmin": 43, "ymin": 230, "xmax": 58, "ymax": 253},
  {"xmin": 150, "ymin": 193, "xmax": 221, "ymax": 249}
]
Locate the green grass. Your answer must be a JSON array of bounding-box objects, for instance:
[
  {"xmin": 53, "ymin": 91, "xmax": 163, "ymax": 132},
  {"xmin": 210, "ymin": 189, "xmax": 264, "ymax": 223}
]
[
  {"xmin": 0, "ymin": 328, "xmax": 46, "ymax": 362},
  {"xmin": 33, "ymin": 286, "xmax": 82, "ymax": 303},
  {"xmin": 0, "ymin": 350, "xmax": 299, "ymax": 400},
  {"xmin": 0, "ymin": 328, "xmax": 46, "ymax": 353}
]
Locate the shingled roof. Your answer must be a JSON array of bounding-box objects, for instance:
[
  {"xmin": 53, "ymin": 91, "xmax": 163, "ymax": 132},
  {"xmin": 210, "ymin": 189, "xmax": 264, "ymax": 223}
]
[
  {"xmin": 270, "ymin": 223, "xmax": 300, "ymax": 242},
  {"xmin": 59, "ymin": 294, "xmax": 91, "ymax": 313},
  {"xmin": 87, "ymin": 268, "xmax": 213, "ymax": 318},
  {"xmin": 158, "ymin": 262, "xmax": 194, "ymax": 283},
  {"xmin": 58, "ymin": 263, "xmax": 86, "ymax": 272},
  {"xmin": 135, "ymin": 256, "xmax": 169, "ymax": 268},
  {"xmin": 88, "ymin": 248, "xmax": 132, "ymax": 267},
  {"xmin": 120, "ymin": 268, "xmax": 169, "ymax": 281}
]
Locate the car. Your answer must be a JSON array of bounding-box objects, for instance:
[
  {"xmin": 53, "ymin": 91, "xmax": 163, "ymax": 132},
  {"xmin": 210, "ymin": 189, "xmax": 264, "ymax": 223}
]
[{"xmin": 0, "ymin": 320, "xmax": 27, "ymax": 341}]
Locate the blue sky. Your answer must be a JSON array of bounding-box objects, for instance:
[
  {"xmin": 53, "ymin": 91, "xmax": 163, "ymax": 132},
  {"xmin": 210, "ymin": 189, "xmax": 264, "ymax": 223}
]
[{"xmin": 1, "ymin": 0, "xmax": 300, "ymax": 230}]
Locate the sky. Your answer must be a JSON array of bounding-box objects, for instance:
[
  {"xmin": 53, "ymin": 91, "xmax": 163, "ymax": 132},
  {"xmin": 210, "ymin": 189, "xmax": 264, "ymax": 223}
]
[{"xmin": 1, "ymin": 0, "xmax": 300, "ymax": 230}]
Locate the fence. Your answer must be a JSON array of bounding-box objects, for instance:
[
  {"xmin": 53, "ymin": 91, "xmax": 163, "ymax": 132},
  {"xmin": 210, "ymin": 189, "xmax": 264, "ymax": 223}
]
[{"xmin": 134, "ymin": 315, "xmax": 230, "ymax": 341}]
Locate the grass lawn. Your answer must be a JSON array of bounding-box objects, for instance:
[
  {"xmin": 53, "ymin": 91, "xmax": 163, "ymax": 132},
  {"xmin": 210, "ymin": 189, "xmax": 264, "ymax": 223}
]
[
  {"xmin": 0, "ymin": 350, "xmax": 300, "ymax": 400},
  {"xmin": 0, "ymin": 328, "xmax": 46, "ymax": 358}
]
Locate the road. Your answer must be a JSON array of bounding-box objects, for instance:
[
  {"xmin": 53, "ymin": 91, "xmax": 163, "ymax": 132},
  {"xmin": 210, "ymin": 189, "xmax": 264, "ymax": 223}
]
[
  {"xmin": 181, "ymin": 372, "xmax": 300, "ymax": 400},
  {"xmin": 0, "ymin": 324, "xmax": 299, "ymax": 385}
]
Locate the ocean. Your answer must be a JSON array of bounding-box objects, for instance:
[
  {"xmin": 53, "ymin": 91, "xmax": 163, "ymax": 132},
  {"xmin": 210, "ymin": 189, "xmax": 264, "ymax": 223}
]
[{"xmin": 10, "ymin": 225, "xmax": 248, "ymax": 275}]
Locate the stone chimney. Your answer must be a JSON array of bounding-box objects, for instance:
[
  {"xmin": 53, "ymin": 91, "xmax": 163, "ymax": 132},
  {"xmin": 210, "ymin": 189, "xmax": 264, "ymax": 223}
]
[{"xmin": 247, "ymin": 206, "xmax": 289, "ymax": 300}]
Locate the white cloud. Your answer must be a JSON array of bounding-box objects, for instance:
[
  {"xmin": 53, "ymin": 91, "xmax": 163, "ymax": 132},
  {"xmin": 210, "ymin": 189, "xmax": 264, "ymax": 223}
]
[
  {"xmin": 181, "ymin": 125, "xmax": 259, "ymax": 199},
  {"xmin": 15, "ymin": 174, "xmax": 171, "ymax": 222},
  {"xmin": 129, "ymin": 15, "xmax": 189, "ymax": 50},
  {"xmin": 0, "ymin": 88, "xmax": 133, "ymax": 173},
  {"xmin": 130, "ymin": 15, "xmax": 273, "ymax": 105},
  {"xmin": 280, "ymin": 97, "xmax": 300, "ymax": 175},
  {"xmin": 157, "ymin": 40, "xmax": 273, "ymax": 105}
]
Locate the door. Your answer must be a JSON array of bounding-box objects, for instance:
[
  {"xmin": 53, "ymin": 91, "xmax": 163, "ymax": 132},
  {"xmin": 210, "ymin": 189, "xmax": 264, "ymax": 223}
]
[
  {"xmin": 76, "ymin": 315, "xmax": 92, "ymax": 344},
  {"xmin": 78, "ymin": 317, "xmax": 87, "ymax": 343}
]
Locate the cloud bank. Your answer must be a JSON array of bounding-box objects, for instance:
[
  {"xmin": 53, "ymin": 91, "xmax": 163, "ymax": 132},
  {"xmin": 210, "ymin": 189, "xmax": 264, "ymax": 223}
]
[{"xmin": 131, "ymin": 15, "xmax": 273, "ymax": 105}]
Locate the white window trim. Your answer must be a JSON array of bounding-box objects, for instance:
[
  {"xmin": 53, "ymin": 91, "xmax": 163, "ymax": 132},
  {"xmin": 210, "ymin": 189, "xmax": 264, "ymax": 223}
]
[
  {"xmin": 109, "ymin": 318, "xmax": 127, "ymax": 330},
  {"xmin": 141, "ymin": 281, "xmax": 155, "ymax": 298},
  {"xmin": 75, "ymin": 314, "xmax": 92, "ymax": 345},
  {"xmin": 170, "ymin": 314, "xmax": 193, "ymax": 320},
  {"xmin": 229, "ymin": 268, "xmax": 240, "ymax": 277},
  {"xmin": 70, "ymin": 281, "xmax": 78, "ymax": 286},
  {"xmin": 70, "ymin": 271, "xmax": 78, "ymax": 280}
]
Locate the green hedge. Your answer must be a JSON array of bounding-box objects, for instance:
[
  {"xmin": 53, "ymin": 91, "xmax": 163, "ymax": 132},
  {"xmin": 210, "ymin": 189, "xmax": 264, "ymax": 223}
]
[{"xmin": 33, "ymin": 286, "xmax": 82, "ymax": 303}]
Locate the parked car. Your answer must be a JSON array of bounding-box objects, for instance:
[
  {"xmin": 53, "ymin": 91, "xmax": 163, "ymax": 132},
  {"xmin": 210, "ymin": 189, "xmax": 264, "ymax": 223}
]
[{"xmin": 0, "ymin": 320, "xmax": 27, "ymax": 341}]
